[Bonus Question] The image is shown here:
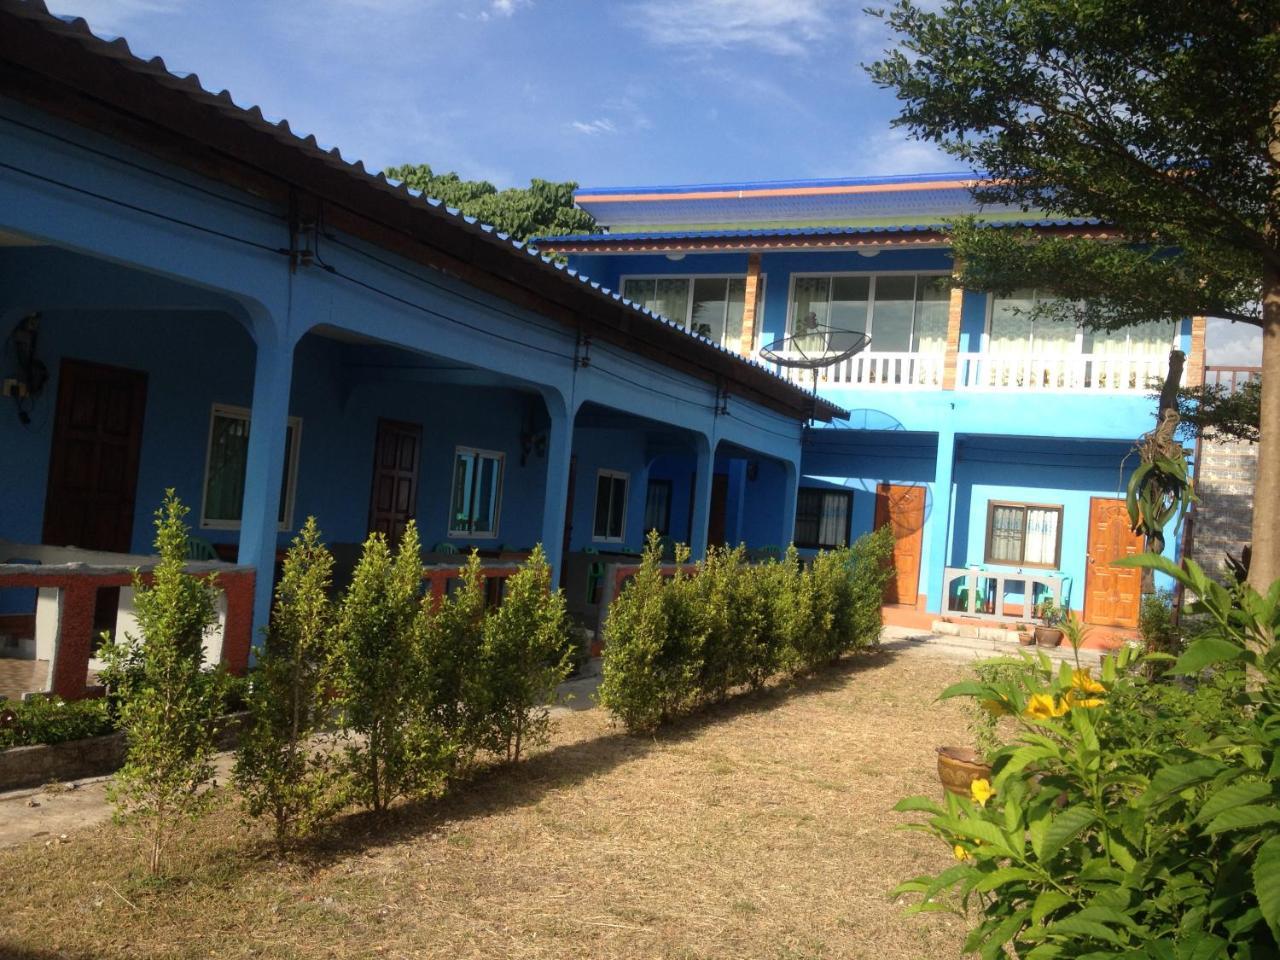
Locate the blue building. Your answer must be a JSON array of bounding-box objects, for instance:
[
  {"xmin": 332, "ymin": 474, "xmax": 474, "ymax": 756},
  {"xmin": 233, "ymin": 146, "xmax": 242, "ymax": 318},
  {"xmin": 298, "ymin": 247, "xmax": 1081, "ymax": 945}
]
[
  {"xmin": 541, "ymin": 175, "xmax": 1204, "ymax": 638},
  {"xmin": 0, "ymin": 3, "xmax": 837, "ymax": 700}
]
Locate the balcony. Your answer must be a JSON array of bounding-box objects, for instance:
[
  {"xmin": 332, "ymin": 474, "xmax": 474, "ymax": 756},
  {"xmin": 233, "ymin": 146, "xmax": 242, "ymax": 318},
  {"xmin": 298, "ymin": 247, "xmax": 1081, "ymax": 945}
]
[
  {"xmin": 956, "ymin": 352, "xmax": 1167, "ymax": 393},
  {"xmin": 760, "ymin": 350, "xmax": 946, "ymax": 390}
]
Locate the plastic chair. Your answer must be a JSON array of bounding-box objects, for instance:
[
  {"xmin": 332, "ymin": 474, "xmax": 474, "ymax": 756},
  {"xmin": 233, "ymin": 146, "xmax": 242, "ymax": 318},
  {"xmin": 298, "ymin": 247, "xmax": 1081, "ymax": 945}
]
[
  {"xmin": 584, "ymin": 546, "xmax": 605, "ymax": 605},
  {"xmin": 185, "ymin": 537, "xmax": 219, "ymax": 562},
  {"xmin": 432, "ymin": 541, "xmax": 460, "ymax": 555},
  {"xmin": 757, "ymin": 545, "xmax": 782, "ymax": 562}
]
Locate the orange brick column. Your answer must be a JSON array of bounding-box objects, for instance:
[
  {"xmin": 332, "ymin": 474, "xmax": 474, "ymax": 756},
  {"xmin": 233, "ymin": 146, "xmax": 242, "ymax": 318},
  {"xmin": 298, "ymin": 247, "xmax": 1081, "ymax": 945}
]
[
  {"xmin": 218, "ymin": 569, "xmax": 256, "ymax": 675},
  {"xmin": 1186, "ymin": 315, "xmax": 1207, "ymax": 387},
  {"xmin": 941, "ymin": 270, "xmax": 965, "ymax": 390},
  {"xmin": 740, "ymin": 252, "xmax": 763, "ymax": 357},
  {"xmin": 49, "ymin": 581, "xmax": 96, "ymax": 700}
]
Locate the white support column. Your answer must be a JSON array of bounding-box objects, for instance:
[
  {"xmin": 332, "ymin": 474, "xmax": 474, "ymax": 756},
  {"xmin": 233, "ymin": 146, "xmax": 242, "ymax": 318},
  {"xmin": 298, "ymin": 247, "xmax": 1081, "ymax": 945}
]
[
  {"xmin": 688, "ymin": 436, "xmax": 715, "ymax": 560},
  {"xmin": 540, "ymin": 394, "xmax": 574, "ymax": 588},
  {"xmin": 236, "ymin": 332, "xmax": 297, "ymax": 645},
  {"xmin": 925, "ymin": 428, "xmax": 957, "ymax": 614}
]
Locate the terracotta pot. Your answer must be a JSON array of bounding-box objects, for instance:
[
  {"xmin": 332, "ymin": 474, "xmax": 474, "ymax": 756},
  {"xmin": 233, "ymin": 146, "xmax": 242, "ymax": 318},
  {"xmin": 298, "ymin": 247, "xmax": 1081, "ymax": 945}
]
[
  {"xmin": 936, "ymin": 746, "xmax": 992, "ymax": 796},
  {"xmin": 1018, "ymin": 629, "xmax": 1035, "ymax": 646},
  {"xmin": 1035, "ymin": 626, "xmax": 1064, "ymax": 647}
]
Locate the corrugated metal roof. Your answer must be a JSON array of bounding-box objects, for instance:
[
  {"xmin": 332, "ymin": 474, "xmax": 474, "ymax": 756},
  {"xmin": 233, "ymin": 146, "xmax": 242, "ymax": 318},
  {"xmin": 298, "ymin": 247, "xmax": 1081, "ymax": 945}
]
[
  {"xmin": 2, "ymin": 0, "xmax": 845, "ymax": 422},
  {"xmin": 574, "ymin": 171, "xmax": 980, "ymax": 197},
  {"xmin": 536, "ymin": 218, "xmax": 1105, "ymax": 246}
]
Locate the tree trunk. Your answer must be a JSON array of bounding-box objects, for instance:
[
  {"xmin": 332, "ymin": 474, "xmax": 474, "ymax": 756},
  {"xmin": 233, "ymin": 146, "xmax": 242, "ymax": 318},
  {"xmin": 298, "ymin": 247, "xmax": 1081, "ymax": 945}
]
[{"xmin": 1248, "ymin": 261, "xmax": 1280, "ymax": 594}]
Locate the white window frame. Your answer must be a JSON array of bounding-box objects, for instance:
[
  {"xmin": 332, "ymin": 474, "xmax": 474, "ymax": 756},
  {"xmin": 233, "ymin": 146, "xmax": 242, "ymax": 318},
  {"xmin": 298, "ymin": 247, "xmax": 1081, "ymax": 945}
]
[
  {"xmin": 784, "ymin": 270, "xmax": 952, "ymax": 353},
  {"xmin": 982, "ymin": 290, "xmax": 1181, "ymax": 355},
  {"xmin": 592, "ymin": 469, "xmax": 630, "ymax": 544},
  {"xmin": 199, "ymin": 403, "xmax": 302, "ymax": 532},
  {"xmin": 618, "ymin": 273, "xmax": 767, "ymax": 352},
  {"xmin": 448, "ymin": 446, "xmax": 505, "ymax": 540}
]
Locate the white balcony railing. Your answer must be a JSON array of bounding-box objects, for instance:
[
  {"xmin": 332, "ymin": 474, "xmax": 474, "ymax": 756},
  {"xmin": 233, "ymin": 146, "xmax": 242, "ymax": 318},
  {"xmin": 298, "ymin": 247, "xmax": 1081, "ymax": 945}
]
[
  {"xmin": 956, "ymin": 352, "xmax": 1166, "ymax": 393},
  {"xmin": 760, "ymin": 350, "xmax": 946, "ymax": 390}
]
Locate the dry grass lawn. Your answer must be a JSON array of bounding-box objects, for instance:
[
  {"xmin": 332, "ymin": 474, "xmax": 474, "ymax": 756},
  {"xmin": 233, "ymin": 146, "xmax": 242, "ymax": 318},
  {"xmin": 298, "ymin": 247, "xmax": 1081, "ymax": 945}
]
[{"xmin": 0, "ymin": 649, "xmax": 972, "ymax": 960}]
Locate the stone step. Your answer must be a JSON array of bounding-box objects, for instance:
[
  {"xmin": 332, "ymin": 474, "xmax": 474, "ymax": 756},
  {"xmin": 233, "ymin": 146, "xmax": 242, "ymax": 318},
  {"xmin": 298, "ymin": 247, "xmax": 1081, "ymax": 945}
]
[{"xmin": 882, "ymin": 626, "xmax": 1105, "ymax": 665}]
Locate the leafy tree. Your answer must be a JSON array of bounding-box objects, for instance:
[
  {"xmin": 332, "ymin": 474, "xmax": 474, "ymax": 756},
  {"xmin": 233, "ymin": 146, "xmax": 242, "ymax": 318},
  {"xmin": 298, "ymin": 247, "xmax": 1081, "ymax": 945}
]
[
  {"xmin": 333, "ymin": 523, "xmax": 450, "ymax": 813},
  {"xmin": 473, "ymin": 545, "xmax": 573, "ymax": 762},
  {"xmin": 1173, "ymin": 377, "xmax": 1263, "ymax": 443},
  {"xmin": 420, "ymin": 549, "xmax": 487, "ymax": 769},
  {"xmin": 869, "ymin": 0, "xmax": 1280, "ymax": 591},
  {"xmin": 234, "ymin": 518, "xmax": 346, "ymax": 846},
  {"xmin": 382, "ymin": 163, "xmax": 597, "ymax": 242},
  {"xmin": 103, "ymin": 491, "xmax": 228, "ymax": 875}
]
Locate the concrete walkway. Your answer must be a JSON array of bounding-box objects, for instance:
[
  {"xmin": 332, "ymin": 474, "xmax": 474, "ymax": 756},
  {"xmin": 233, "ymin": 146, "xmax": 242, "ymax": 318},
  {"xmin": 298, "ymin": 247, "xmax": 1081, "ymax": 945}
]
[{"xmin": 0, "ymin": 627, "xmax": 1108, "ymax": 849}]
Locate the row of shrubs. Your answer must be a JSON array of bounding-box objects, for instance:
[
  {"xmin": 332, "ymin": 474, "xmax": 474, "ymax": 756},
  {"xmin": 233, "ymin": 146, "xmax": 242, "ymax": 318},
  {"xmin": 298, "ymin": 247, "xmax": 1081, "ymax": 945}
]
[
  {"xmin": 598, "ymin": 527, "xmax": 895, "ymax": 733},
  {"xmin": 0, "ymin": 694, "xmax": 114, "ymax": 749},
  {"xmin": 103, "ymin": 493, "xmax": 573, "ymax": 873}
]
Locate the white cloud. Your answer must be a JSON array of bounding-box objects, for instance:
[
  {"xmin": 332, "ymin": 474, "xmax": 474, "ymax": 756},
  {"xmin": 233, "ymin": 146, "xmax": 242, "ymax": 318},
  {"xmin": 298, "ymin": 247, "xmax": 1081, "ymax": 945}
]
[
  {"xmin": 628, "ymin": 0, "xmax": 862, "ymax": 57},
  {"xmin": 569, "ymin": 118, "xmax": 618, "ymax": 136},
  {"xmin": 49, "ymin": 0, "xmax": 187, "ymax": 35},
  {"xmin": 1206, "ymin": 317, "xmax": 1262, "ymax": 367}
]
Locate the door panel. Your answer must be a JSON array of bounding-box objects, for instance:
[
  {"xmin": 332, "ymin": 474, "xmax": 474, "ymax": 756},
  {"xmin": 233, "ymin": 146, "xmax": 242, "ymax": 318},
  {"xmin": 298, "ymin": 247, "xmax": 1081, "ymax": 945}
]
[
  {"xmin": 1084, "ymin": 497, "xmax": 1143, "ymax": 627},
  {"xmin": 42, "ymin": 359, "xmax": 148, "ymax": 553},
  {"xmin": 367, "ymin": 419, "xmax": 422, "ymax": 542},
  {"xmin": 874, "ymin": 483, "xmax": 925, "ymax": 606}
]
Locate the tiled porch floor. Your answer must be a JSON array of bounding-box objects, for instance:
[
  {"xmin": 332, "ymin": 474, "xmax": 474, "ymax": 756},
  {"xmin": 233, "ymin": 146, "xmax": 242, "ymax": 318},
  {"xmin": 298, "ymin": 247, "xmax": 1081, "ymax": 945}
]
[{"xmin": 0, "ymin": 658, "xmax": 47, "ymax": 702}]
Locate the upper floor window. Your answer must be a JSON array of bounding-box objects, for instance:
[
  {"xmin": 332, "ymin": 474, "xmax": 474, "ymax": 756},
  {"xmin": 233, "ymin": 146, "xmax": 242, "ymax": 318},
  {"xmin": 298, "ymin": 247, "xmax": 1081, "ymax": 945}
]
[
  {"xmin": 201, "ymin": 404, "xmax": 301, "ymax": 531},
  {"xmin": 989, "ymin": 289, "xmax": 1177, "ymax": 356},
  {"xmin": 788, "ymin": 273, "xmax": 949, "ymax": 354},
  {"xmin": 621, "ymin": 275, "xmax": 761, "ymax": 353}
]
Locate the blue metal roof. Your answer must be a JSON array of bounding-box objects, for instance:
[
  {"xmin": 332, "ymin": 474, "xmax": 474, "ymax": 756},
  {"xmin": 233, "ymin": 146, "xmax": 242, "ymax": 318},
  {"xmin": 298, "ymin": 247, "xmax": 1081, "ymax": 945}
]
[
  {"xmin": 536, "ymin": 218, "xmax": 1104, "ymax": 246},
  {"xmin": 574, "ymin": 171, "xmax": 980, "ymax": 197}
]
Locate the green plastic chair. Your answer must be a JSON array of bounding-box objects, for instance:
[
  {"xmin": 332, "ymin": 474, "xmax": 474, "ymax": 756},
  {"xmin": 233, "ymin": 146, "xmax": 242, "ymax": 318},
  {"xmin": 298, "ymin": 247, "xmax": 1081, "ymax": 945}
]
[
  {"xmin": 432, "ymin": 541, "xmax": 460, "ymax": 555},
  {"xmin": 757, "ymin": 545, "xmax": 782, "ymax": 562},
  {"xmin": 584, "ymin": 546, "xmax": 606, "ymax": 605},
  {"xmin": 185, "ymin": 537, "xmax": 219, "ymax": 562}
]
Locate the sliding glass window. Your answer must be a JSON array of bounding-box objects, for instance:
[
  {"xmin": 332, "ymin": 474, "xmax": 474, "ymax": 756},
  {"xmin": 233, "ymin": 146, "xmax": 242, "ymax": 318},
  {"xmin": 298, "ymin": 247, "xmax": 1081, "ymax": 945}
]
[
  {"xmin": 787, "ymin": 273, "xmax": 949, "ymax": 353},
  {"xmin": 622, "ymin": 275, "xmax": 760, "ymax": 353}
]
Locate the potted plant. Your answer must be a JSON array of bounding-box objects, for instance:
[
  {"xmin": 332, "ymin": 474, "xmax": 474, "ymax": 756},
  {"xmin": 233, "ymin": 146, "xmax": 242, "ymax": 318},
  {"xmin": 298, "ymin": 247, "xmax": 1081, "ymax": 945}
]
[
  {"xmin": 1033, "ymin": 598, "xmax": 1065, "ymax": 647},
  {"xmin": 936, "ymin": 661, "xmax": 1012, "ymax": 795}
]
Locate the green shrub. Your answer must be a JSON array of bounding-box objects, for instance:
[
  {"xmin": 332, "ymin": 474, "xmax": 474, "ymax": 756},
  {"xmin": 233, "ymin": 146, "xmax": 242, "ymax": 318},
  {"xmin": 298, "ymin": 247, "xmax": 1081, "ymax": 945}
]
[
  {"xmin": 234, "ymin": 518, "xmax": 346, "ymax": 846},
  {"xmin": 421, "ymin": 550, "xmax": 487, "ymax": 771},
  {"xmin": 473, "ymin": 545, "xmax": 573, "ymax": 761},
  {"xmin": 1139, "ymin": 588, "xmax": 1183, "ymax": 658},
  {"xmin": 892, "ymin": 554, "xmax": 1279, "ymax": 957},
  {"xmin": 0, "ymin": 695, "xmax": 113, "ymax": 748},
  {"xmin": 101, "ymin": 491, "xmax": 229, "ymax": 875},
  {"xmin": 333, "ymin": 522, "xmax": 451, "ymax": 813},
  {"xmin": 600, "ymin": 529, "xmax": 892, "ymax": 733}
]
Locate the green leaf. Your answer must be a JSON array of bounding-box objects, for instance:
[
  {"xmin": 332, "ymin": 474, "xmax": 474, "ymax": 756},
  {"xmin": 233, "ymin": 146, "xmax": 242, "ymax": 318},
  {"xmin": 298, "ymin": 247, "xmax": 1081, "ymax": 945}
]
[
  {"xmin": 1256, "ymin": 835, "xmax": 1280, "ymax": 945},
  {"xmin": 1044, "ymin": 916, "xmax": 1123, "ymax": 945},
  {"xmin": 1139, "ymin": 759, "xmax": 1226, "ymax": 807},
  {"xmin": 1035, "ymin": 805, "xmax": 1096, "ymax": 861},
  {"xmin": 1173, "ymin": 638, "xmax": 1246, "ymax": 675},
  {"xmin": 893, "ymin": 795, "xmax": 945, "ymax": 815},
  {"xmin": 1032, "ymin": 890, "xmax": 1073, "ymax": 924},
  {"xmin": 1195, "ymin": 780, "xmax": 1273, "ymax": 825},
  {"xmin": 1204, "ymin": 804, "xmax": 1280, "ymax": 835},
  {"xmin": 1173, "ymin": 932, "xmax": 1228, "ymax": 960},
  {"xmin": 937, "ymin": 680, "xmax": 990, "ymax": 700},
  {"xmin": 933, "ymin": 815, "xmax": 1015, "ymax": 856},
  {"xmin": 973, "ymin": 866, "xmax": 1039, "ymax": 892}
]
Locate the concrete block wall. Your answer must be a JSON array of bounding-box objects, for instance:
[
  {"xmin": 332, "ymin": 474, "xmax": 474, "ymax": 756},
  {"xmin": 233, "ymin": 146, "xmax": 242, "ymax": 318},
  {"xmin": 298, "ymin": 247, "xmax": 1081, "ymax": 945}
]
[{"xmin": 1190, "ymin": 437, "xmax": 1258, "ymax": 580}]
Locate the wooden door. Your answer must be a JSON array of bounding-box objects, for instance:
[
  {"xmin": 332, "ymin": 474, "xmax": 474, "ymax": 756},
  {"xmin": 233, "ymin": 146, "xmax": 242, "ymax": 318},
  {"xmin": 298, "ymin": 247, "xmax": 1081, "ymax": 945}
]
[
  {"xmin": 708, "ymin": 473, "xmax": 729, "ymax": 546},
  {"xmin": 367, "ymin": 419, "xmax": 422, "ymax": 542},
  {"xmin": 42, "ymin": 359, "xmax": 148, "ymax": 553},
  {"xmin": 874, "ymin": 483, "xmax": 925, "ymax": 606},
  {"xmin": 1084, "ymin": 497, "xmax": 1143, "ymax": 627}
]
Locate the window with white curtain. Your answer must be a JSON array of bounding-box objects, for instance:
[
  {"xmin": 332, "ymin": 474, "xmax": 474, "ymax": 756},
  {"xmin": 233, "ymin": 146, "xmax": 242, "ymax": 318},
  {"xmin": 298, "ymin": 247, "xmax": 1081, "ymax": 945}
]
[
  {"xmin": 621, "ymin": 275, "xmax": 762, "ymax": 353},
  {"xmin": 989, "ymin": 290, "xmax": 1176, "ymax": 356},
  {"xmin": 449, "ymin": 448, "xmax": 504, "ymax": 538},
  {"xmin": 794, "ymin": 488, "xmax": 852, "ymax": 549},
  {"xmin": 787, "ymin": 273, "xmax": 950, "ymax": 353},
  {"xmin": 985, "ymin": 502, "xmax": 1063, "ymax": 567}
]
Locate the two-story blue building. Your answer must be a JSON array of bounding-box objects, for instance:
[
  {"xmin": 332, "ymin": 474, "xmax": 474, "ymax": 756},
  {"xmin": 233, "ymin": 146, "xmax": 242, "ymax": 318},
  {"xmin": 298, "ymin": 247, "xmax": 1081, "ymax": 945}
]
[{"xmin": 541, "ymin": 176, "xmax": 1203, "ymax": 639}]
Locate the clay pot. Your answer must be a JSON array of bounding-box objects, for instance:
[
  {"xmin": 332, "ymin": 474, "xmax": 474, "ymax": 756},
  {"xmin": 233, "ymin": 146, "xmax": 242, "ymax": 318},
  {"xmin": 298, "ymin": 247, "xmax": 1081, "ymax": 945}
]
[
  {"xmin": 936, "ymin": 746, "xmax": 992, "ymax": 796},
  {"xmin": 1018, "ymin": 629, "xmax": 1035, "ymax": 646},
  {"xmin": 1035, "ymin": 626, "xmax": 1064, "ymax": 647}
]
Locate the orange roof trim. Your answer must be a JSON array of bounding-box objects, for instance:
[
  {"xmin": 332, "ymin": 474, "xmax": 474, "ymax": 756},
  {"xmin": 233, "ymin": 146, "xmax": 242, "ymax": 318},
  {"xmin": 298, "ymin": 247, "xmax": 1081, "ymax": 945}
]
[{"xmin": 576, "ymin": 178, "xmax": 997, "ymax": 205}]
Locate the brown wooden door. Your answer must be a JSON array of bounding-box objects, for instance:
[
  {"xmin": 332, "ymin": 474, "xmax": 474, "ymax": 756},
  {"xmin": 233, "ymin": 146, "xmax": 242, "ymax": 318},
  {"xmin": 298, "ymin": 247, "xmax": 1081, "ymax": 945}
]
[
  {"xmin": 367, "ymin": 419, "xmax": 422, "ymax": 542},
  {"xmin": 708, "ymin": 473, "xmax": 729, "ymax": 546},
  {"xmin": 1084, "ymin": 497, "xmax": 1144, "ymax": 627},
  {"xmin": 874, "ymin": 483, "xmax": 925, "ymax": 606},
  {"xmin": 42, "ymin": 359, "xmax": 148, "ymax": 553}
]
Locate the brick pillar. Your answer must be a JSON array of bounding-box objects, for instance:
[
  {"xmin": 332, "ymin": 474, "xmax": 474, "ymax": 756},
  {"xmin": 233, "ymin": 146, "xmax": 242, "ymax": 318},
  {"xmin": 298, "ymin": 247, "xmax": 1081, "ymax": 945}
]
[
  {"xmin": 1186, "ymin": 315, "xmax": 1207, "ymax": 387},
  {"xmin": 49, "ymin": 581, "xmax": 96, "ymax": 700},
  {"xmin": 217, "ymin": 570, "xmax": 256, "ymax": 676},
  {"xmin": 941, "ymin": 269, "xmax": 965, "ymax": 391},
  {"xmin": 740, "ymin": 252, "xmax": 763, "ymax": 357}
]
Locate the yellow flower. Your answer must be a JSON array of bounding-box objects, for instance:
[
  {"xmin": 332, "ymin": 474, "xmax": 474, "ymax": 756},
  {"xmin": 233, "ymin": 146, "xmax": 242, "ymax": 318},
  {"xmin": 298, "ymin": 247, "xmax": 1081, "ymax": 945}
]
[
  {"xmin": 980, "ymin": 698, "xmax": 1010, "ymax": 717},
  {"xmin": 970, "ymin": 778, "xmax": 994, "ymax": 807},
  {"xmin": 1066, "ymin": 690, "xmax": 1104, "ymax": 710},
  {"xmin": 954, "ymin": 844, "xmax": 970, "ymax": 861},
  {"xmin": 1024, "ymin": 692, "xmax": 1069, "ymax": 720},
  {"xmin": 1071, "ymin": 669, "xmax": 1107, "ymax": 696}
]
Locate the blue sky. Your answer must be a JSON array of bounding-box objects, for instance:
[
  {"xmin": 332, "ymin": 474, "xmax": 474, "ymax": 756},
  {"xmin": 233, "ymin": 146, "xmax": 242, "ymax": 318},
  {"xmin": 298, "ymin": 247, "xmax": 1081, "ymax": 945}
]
[
  {"xmin": 43, "ymin": 0, "xmax": 1266, "ymax": 363},
  {"xmin": 50, "ymin": 0, "xmax": 957, "ymax": 190}
]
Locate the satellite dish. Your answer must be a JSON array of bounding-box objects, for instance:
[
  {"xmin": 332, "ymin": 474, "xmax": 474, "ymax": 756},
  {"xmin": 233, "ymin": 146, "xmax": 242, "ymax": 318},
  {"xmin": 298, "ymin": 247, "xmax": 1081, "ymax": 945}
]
[{"xmin": 759, "ymin": 325, "xmax": 871, "ymax": 369}]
